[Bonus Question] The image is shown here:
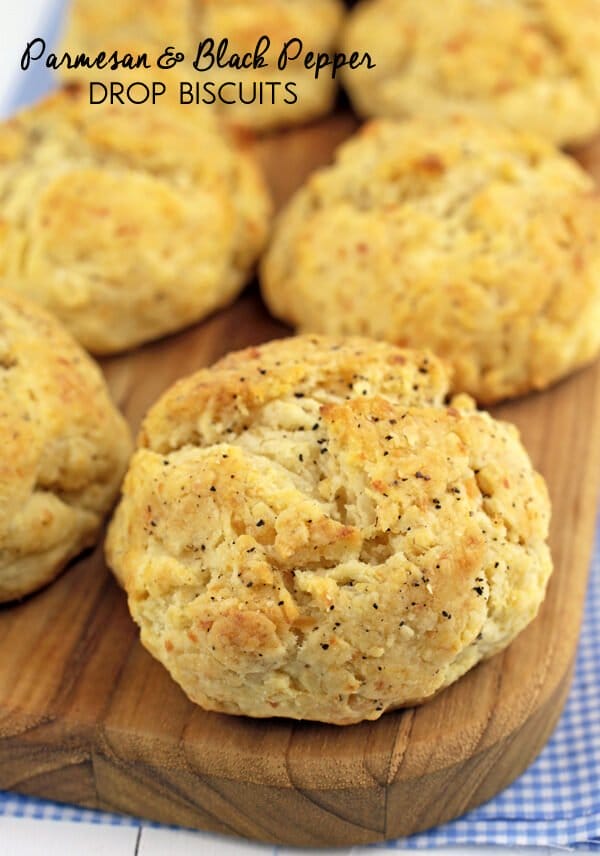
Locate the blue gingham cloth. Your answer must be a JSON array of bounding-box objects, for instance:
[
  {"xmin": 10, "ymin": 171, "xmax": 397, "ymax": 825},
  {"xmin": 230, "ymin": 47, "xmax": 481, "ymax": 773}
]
[{"xmin": 1, "ymin": 540, "xmax": 599, "ymax": 851}]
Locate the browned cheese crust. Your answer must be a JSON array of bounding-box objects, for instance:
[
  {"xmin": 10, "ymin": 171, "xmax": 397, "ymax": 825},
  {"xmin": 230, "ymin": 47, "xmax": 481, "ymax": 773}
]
[
  {"xmin": 342, "ymin": 0, "xmax": 600, "ymax": 146},
  {"xmin": 0, "ymin": 289, "xmax": 132, "ymax": 602},
  {"xmin": 59, "ymin": 0, "xmax": 345, "ymax": 130},
  {"xmin": 0, "ymin": 88, "xmax": 272, "ymax": 353},
  {"xmin": 107, "ymin": 336, "xmax": 552, "ymax": 724},
  {"xmin": 262, "ymin": 117, "xmax": 600, "ymax": 403}
]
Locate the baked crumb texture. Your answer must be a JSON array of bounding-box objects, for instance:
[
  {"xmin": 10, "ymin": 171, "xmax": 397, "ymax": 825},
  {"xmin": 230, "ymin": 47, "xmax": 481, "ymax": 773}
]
[
  {"xmin": 59, "ymin": 0, "xmax": 345, "ymax": 131},
  {"xmin": 0, "ymin": 289, "xmax": 132, "ymax": 602},
  {"xmin": 342, "ymin": 0, "xmax": 600, "ymax": 146},
  {"xmin": 0, "ymin": 87, "xmax": 272, "ymax": 354},
  {"xmin": 262, "ymin": 117, "xmax": 600, "ymax": 404},
  {"xmin": 106, "ymin": 336, "xmax": 552, "ymax": 724}
]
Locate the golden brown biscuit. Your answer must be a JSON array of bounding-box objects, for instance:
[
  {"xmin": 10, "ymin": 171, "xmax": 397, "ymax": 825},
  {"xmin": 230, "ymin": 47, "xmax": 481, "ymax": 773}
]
[
  {"xmin": 0, "ymin": 290, "xmax": 132, "ymax": 603},
  {"xmin": 261, "ymin": 117, "xmax": 600, "ymax": 403},
  {"xmin": 0, "ymin": 87, "xmax": 271, "ymax": 354},
  {"xmin": 59, "ymin": 0, "xmax": 345, "ymax": 131},
  {"xmin": 341, "ymin": 0, "xmax": 600, "ymax": 147},
  {"xmin": 106, "ymin": 335, "xmax": 552, "ymax": 724}
]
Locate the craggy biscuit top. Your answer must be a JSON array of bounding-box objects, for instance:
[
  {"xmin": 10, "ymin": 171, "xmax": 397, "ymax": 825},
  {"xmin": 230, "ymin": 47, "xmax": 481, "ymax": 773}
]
[
  {"xmin": 60, "ymin": 0, "xmax": 190, "ymax": 65},
  {"xmin": 60, "ymin": 0, "xmax": 345, "ymax": 130},
  {"xmin": 0, "ymin": 88, "xmax": 271, "ymax": 354},
  {"xmin": 107, "ymin": 336, "xmax": 552, "ymax": 724},
  {"xmin": 0, "ymin": 289, "xmax": 132, "ymax": 602},
  {"xmin": 262, "ymin": 117, "xmax": 600, "ymax": 403},
  {"xmin": 342, "ymin": 0, "xmax": 600, "ymax": 146}
]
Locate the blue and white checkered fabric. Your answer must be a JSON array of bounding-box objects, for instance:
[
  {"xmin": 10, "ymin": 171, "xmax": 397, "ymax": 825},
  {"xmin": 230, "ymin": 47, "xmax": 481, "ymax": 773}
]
[{"xmin": 1, "ymin": 540, "xmax": 599, "ymax": 850}]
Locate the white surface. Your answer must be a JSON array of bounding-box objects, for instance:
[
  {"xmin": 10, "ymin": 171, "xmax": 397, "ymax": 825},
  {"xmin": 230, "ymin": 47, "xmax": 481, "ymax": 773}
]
[
  {"xmin": 0, "ymin": 818, "xmax": 139, "ymax": 855},
  {"xmin": 0, "ymin": 820, "xmax": 570, "ymax": 856},
  {"xmin": 0, "ymin": 1, "xmax": 52, "ymax": 117},
  {"xmin": 138, "ymin": 827, "xmax": 271, "ymax": 856}
]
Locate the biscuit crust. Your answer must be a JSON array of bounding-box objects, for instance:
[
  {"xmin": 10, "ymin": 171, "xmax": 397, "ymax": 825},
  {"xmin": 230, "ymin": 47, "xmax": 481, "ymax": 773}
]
[
  {"xmin": 342, "ymin": 0, "xmax": 600, "ymax": 146},
  {"xmin": 0, "ymin": 88, "xmax": 271, "ymax": 354},
  {"xmin": 106, "ymin": 336, "xmax": 552, "ymax": 724},
  {"xmin": 0, "ymin": 290, "xmax": 132, "ymax": 602},
  {"xmin": 261, "ymin": 117, "xmax": 600, "ymax": 403},
  {"xmin": 60, "ymin": 0, "xmax": 345, "ymax": 131}
]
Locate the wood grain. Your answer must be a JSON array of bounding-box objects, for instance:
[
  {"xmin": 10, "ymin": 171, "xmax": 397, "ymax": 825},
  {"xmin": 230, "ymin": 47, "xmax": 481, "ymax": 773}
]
[{"xmin": 0, "ymin": 115, "xmax": 599, "ymax": 847}]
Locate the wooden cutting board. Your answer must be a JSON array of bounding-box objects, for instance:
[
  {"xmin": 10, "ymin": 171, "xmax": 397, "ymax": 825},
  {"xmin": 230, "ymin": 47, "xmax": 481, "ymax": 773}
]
[{"xmin": 0, "ymin": 114, "xmax": 599, "ymax": 848}]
